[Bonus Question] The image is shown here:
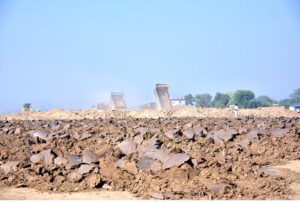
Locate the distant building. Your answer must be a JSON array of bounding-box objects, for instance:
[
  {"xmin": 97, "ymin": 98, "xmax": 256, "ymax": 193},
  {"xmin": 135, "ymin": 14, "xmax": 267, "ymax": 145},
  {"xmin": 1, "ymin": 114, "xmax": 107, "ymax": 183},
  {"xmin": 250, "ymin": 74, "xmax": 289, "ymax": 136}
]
[
  {"xmin": 97, "ymin": 102, "xmax": 110, "ymax": 109},
  {"xmin": 171, "ymin": 99, "xmax": 186, "ymax": 107}
]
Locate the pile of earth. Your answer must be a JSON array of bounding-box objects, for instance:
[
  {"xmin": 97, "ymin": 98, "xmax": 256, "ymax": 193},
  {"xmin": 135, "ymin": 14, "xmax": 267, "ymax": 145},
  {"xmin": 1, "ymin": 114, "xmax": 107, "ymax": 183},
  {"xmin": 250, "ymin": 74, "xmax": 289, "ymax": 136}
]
[
  {"xmin": 0, "ymin": 107, "xmax": 299, "ymax": 121},
  {"xmin": 0, "ymin": 116, "xmax": 299, "ymax": 199}
]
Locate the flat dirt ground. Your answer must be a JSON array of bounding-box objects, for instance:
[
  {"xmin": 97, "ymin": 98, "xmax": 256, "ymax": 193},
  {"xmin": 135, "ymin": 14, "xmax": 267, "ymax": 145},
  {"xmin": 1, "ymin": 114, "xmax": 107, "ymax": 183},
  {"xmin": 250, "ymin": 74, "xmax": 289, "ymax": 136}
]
[
  {"xmin": 0, "ymin": 189, "xmax": 137, "ymax": 200},
  {"xmin": 0, "ymin": 107, "xmax": 299, "ymax": 200}
]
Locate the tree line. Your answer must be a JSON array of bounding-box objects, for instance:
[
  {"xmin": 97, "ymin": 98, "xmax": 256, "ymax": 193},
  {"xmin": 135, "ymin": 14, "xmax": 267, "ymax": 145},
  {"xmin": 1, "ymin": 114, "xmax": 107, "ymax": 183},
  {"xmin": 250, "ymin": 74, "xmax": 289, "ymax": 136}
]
[{"xmin": 184, "ymin": 87, "xmax": 300, "ymax": 109}]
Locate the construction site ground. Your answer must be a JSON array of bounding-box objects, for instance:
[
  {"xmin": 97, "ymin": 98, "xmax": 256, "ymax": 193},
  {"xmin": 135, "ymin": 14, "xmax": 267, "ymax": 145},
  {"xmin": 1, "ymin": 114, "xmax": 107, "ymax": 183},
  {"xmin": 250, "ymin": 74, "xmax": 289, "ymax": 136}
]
[{"xmin": 0, "ymin": 107, "xmax": 299, "ymax": 200}]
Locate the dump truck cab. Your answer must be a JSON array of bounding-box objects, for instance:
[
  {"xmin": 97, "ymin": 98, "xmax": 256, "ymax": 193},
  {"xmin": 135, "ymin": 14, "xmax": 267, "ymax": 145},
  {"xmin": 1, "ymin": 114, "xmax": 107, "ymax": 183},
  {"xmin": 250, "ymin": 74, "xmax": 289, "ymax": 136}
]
[
  {"xmin": 21, "ymin": 103, "xmax": 34, "ymax": 112},
  {"xmin": 154, "ymin": 84, "xmax": 172, "ymax": 110},
  {"xmin": 110, "ymin": 92, "xmax": 127, "ymax": 109}
]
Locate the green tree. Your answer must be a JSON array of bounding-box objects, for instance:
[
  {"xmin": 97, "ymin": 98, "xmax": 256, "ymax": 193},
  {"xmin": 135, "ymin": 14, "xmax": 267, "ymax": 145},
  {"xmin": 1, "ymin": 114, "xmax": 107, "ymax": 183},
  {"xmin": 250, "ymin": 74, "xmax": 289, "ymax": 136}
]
[
  {"xmin": 279, "ymin": 98, "xmax": 292, "ymax": 108},
  {"xmin": 256, "ymin": 95, "xmax": 275, "ymax": 107},
  {"xmin": 184, "ymin": 94, "xmax": 195, "ymax": 106},
  {"xmin": 212, "ymin": 92, "xmax": 229, "ymax": 108},
  {"xmin": 195, "ymin": 93, "xmax": 212, "ymax": 108},
  {"xmin": 290, "ymin": 88, "xmax": 300, "ymax": 105},
  {"xmin": 247, "ymin": 99, "xmax": 261, "ymax": 108},
  {"xmin": 233, "ymin": 90, "xmax": 255, "ymax": 108}
]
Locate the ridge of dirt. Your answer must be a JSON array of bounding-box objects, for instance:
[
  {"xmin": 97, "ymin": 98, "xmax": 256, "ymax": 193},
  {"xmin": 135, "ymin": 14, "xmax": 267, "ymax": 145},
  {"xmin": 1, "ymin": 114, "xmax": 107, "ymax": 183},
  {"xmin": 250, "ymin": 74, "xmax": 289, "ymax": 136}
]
[{"xmin": 0, "ymin": 107, "xmax": 299, "ymax": 121}]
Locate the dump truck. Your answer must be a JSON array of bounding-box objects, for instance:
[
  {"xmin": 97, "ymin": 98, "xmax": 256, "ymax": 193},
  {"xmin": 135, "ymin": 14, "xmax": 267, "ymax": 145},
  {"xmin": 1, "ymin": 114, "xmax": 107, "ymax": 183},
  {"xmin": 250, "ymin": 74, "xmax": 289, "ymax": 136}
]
[
  {"xmin": 110, "ymin": 92, "xmax": 127, "ymax": 109},
  {"xmin": 20, "ymin": 103, "xmax": 34, "ymax": 112},
  {"xmin": 154, "ymin": 84, "xmax": 172, "ymax": 110}
]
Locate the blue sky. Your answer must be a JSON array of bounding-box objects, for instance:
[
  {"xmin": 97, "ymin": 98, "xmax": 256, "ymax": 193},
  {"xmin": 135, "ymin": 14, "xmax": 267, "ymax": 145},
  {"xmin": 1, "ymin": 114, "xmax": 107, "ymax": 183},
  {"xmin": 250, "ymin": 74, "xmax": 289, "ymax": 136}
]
[{"xmin": 0, "ymin": 0, "xmax": 299, "ymax": 112}]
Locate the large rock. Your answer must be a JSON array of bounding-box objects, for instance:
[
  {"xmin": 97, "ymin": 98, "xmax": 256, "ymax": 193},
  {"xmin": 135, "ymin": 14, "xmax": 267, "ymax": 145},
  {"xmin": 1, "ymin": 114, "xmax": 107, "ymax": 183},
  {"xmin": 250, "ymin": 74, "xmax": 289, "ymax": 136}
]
[
  {"xmin": 136, "ymin": 158, "xmax": 162, "ymax": 172},
  {"xmin": 144, "ymin": 149, "xmax": 169, "ymax": 163},
  {"xmin": 30, "ymin": 149, "xmax": 54, "ymax": 165},
  {"xmin": 117, "ymin": 141, "xmax": 136, "ymax": 155},
  {"xmin": 163, "ymin": 153, "xmax": 190, "ymax": 169},
  {"xmin": 65, "ymin": 154, "xmax": 82, "ymax": 169},
  {"xmin": 82, "ymin": 150, "xmax": 99, "ymax": 163}
]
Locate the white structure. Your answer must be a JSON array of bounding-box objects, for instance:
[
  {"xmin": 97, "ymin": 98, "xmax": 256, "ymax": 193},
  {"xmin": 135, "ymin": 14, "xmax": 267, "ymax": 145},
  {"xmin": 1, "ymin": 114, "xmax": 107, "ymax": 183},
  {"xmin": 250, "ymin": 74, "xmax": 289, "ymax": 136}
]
[
  {"xmin": 289, "ymin": 106, "xmax": 300, "ymax": 113},
  {"xmin": 171, "ymin": 99, "xmax": 186, "ymax": 107}
]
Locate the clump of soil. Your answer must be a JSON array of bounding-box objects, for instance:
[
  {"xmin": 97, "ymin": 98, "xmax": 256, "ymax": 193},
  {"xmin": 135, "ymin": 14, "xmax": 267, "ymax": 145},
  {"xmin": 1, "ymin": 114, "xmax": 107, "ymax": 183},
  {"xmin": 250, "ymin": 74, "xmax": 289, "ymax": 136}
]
[{"xmin": 0, "ymin": 116, "xmax": 299, "ymax": 199}]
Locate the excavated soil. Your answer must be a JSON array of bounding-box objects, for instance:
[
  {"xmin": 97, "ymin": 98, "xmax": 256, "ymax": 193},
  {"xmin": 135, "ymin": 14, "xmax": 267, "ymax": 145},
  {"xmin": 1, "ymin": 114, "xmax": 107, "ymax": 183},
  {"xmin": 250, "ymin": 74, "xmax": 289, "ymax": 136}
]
[{"xmin": 0, "ymin": 112, "xmax": 299, "ymax": 200}]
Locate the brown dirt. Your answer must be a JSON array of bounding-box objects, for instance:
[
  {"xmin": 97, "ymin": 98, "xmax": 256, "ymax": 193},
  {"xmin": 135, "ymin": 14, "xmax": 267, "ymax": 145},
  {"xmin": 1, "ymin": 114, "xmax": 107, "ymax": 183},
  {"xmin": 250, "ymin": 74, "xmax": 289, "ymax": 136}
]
[{"xmin": 0, "ymin": 109, "xmax": 299, "ymax": 200}]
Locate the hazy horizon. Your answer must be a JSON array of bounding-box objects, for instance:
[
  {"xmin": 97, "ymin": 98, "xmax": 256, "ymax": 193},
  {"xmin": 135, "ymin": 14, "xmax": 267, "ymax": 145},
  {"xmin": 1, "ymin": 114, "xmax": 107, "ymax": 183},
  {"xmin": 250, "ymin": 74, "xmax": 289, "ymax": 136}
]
[{"xmin": 0, "ymin": 0, "xmax": 299, "ymax": 113}]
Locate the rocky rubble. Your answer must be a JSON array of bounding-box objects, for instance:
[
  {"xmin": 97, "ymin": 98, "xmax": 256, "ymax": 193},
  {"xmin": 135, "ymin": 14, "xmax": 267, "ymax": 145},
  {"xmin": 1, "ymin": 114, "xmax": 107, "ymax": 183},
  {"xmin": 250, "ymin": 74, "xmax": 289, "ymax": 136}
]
[{"xmin": 0, "ymin": 116, "xmax": 299, "ymax": 199}]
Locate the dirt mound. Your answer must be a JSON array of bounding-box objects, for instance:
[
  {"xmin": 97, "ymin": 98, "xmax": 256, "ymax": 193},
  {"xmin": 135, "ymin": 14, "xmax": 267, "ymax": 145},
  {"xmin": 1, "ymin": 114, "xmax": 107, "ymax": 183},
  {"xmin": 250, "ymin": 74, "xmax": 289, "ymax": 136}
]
[
  {"xmin": 0, "ymin": 116, "xmax": 299, "ymax": 199},
  {"xmin": 0, "ymin": 107, "xmax": 299, "ymax": 121}
]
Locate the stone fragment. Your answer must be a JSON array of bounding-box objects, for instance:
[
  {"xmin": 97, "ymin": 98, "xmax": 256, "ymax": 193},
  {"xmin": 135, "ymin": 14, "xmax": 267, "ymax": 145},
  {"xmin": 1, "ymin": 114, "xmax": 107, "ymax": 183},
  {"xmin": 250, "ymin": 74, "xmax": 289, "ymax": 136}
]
[
  {"xmin": 144, "ymin": 149, "xmax": 169, "ymax": 163},
  {"xmin": 65, "ymin": 154, "xmax": 82, "ymax": 169},
  {"xmin": 207, "ymin": 184, "xmax": 225, "ymax": 194},
  {"xmin": 63, "ymin": 124, "xmax": 71, "ymax": 130},
  {"xmin": 14, "ymin": 128, "xmax": 21, "ymax": 135},
  {"xmin": 183, "ymin": 129, "xmax": 195, "ymax": 139},
  {"xmin": 136, "ymin": 159, "xmax": 153, "ymax": 171},
  {"xmin": 32, "ymin": 130, "xmax": 49, "ymax": 140},
  {"xmin": 59, "ymin": 133, "xmax": 70, "ymax": 138},
  {"xmin": 150, "ymin": 160, "xmax": 162, "ymax": 172},
  {"xmin": 149, "ymin": 191, "xmax": 164, "ymax": 199},
  {"xmin": 164, "ymin": 129, "xmax": 178, "ymax": 139},
  {"xmin": 238, "ymin": 127, "xmax": 247, "ymax": 134},
  {"xmin": 245, "ymin": 130, "xmax": 259, "ymax": 142},
  {"xmin": 67, "ymin": 172, "xmax": 82, "ymax": 182},
  {"xmin": 54, "ymin": 156, "xmax": 68, "ymax": 165},
  {"xmin": 102, "ymin": 183, "xmax": 112, "ymax": 190},
  {"xmin": 258, "ymin": 167, "xmax": 279, "ymax": 174},
  {"xmin": 163, "ymin": 153, "xmax": 190, "ymax": 169},
  {"xmin": 236, "ymin": 139, "xmax": 250, "ymax": 147},
  {"xmin": 133, "ymin": 135, "xmax": 143, "ymax": 144},
  {"xmin": 115, "ymin": 159, "xmax": 138, "ymax": 174},
  {"xmin": 30, "ymin": 154, "xmax": 42, "ymax": 164},
  {"xmin": 86, "ymin": 174, "xmax": 101, "ymax": 188},
  {"xmin": 0, "ymin": 161, "xmax": 19, "ymax": 174},
  {"xmin": 30, "ymin": 149, "xmax": 53, "ymax": 165},
  {"xmin": 82, "ymin": 150, "xmax": 99, "ymax": 163},
  {"xmin": 81, "ymin": 133, "xmax": 92, "ymax": 140},
  {"xmin": 214, "ymin": 128, "xmax": 236, "ymax": 142},
  {"xmin": 117, "ymin": 141, "xmax": 136, "ymax": 155},
  {"xmin": 115, "ymin": 159, "xmax": 124, "ymax": 166},
  {"xmin": 78, "ymin": 164, "xmax": 94, "ymax": 174},
  {"xmin": 193, "ymin": 127, "xmax": 206, "ymax": 135},
  {"xmin": 73, "ymin": 132, "xmax": 80, "ymax": 139},
  {"xmin": 40, "ymin": 149, "xmax": 53, "ymax": 165},
  {"xmin": 270, "ymin": 128, "xmax": 289, "ymax": 138}
]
